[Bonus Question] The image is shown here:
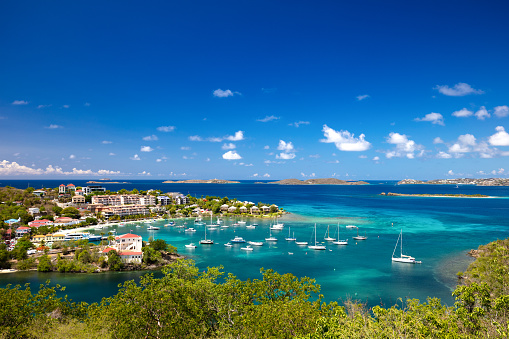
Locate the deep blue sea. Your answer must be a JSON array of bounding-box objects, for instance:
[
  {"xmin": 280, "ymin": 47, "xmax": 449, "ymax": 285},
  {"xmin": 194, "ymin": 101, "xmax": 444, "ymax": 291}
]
[{"xmin": 1, "ymin": 179, "xmax": 508, "ymax": 308}]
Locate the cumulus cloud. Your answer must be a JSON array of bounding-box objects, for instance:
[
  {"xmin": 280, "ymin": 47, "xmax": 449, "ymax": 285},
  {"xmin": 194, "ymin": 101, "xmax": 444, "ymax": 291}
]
[
  {"xmin": 373, "ymin": 156, "xmax": 380, "ymax": 161},
  {"xmin": 213, "ymin": 89, "xmax": 241, "ymax": 98},
  {"xmin": 437, "ymin": 151, "xmax": 452, "ymax": 159},
  {"xmin": 109, "ymin": 153, "xmax": 116, "ymax": 156},
  {"xmin": 320, "ymin": 125, "xmax": 371, "ymax": 151},
  {"xmin": 0, "ymin": 160, "xmax": 121, "ymax": 177},
  {"xmin": 222, "ymin": 143, "xmax": 236, "ymax": 150},
  {"xmin": 257, "ymin": 115, "xmax": 280, "ymax": 123},
  {"xmin": 157, "ymin": 126, "xmax": 176, "ymax": 132},
  {"xmin": 69, "ymin": 154, "xmax": 76, "ymax": 159},
  {"xmin": 276, "ymin": 152, "xmax": 296, "ymax": 160},
  {"xmin": 222, "ymin": 151, "xmax": 242, "ymax": 160},
  {"xmin": 448, "ymin": 170, "xmax": 455, "ymax": 176},
  {"xmin": 475, "ymin": 106, "xmax": 490, "ymax": 120},
  {"xmin": 448, "ymin": 134, "xmax": 477, "ymax": 156},
  {"xmin": 494, "ymin": 106, "xmax": 509, "ymax": 118},
  {"xmin": 225, "ymin": 130, "xmax": 244, "ymax": 141},
  {"xmin": 356, "ymin": 94, "xmax": 370, "ymax": 101},
  {"xmin": 140, "ymin": 146, "xmax": 154, "ymax": 152},
  {"xmin": 102, "ymin": 140, "xmax": 112, "ymax": 144},
  {"xmin": 130, "ymin": 154, "xmax": 141, "ymax": 160},
  {"xmin": 434, "ymin": 83, "xmax": 484, "ymax": 96},
  {"xmin": 138, "ymin": 171, "xmax": 151, "ymax": 176},
  {"xmin": 264, "ymin": 145, "xmax": 270, "ymax": 150},
  {"xmin": 289, "ymin": 121, "xmax": 310, "ymax": 128},
  {"xmin": 189, "ymin": 135, "xmax": 203, "ymax": 141},
  {"xmin": 46, "ymin": 124, "xmax": 63, "ymax": 129},
  {"xmin": 263, "ymin": 173, "xmax": 270, "ymax": 178},
  {"xmin": 415, "ymin": 112, "xmax": 444, "ymax": 125},
  {"xmin": 12, "ymin": 100, "xmax": 28, "ymax": 105},
  {"xmin": 385, "ymin": 132, "xmax": 424, "ymax": 159},
  {"xmin": 277, "ymin": 140, "xmax": 294, "ymax": 152},
  {"xmin": 452, "ymin": 108, "xmax": 473, "ymax": 118},
  {"xmin": 489, "ymin": 126, "xmax": 509, "ymax": 146},
  {"xmin": 433, "ymin": 137, "xmax": 444, "ymax": 144},
  {"xmin": 143, "ymin": 135, "xmax": 158, "ymax": 141}
]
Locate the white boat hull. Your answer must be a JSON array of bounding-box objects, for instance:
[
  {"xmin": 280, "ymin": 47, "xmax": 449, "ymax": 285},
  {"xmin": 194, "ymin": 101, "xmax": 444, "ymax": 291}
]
[{"xmin": 308, "ymin": 245, "xmax": 326, "ymax": 250}]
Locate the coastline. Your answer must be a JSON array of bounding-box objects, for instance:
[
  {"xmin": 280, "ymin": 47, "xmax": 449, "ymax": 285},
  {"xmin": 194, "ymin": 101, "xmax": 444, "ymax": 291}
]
[{"xmin": 380, "ymin": 192, "xmax": 494, "ymax": 198}]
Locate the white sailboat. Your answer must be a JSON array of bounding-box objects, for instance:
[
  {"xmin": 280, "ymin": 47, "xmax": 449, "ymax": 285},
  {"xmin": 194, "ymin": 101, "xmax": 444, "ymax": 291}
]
[
  {"xmin": 285, "ymin": 227, "xmax": 296, "ymax": 241},
  {"xmin": 324, "ymin": 225, "xmax": 336, "ymax": 241},
  {"xmin": 392, "ymin": 230, "xmax": 421, "ymax": 264},
  {"xmin": 332, "ymin": 223, "xmax": 348, "ymax": 245},
  {"xmin": 265, "ymin": 227, "xmax": 277, "ymax": 241},
  {"xmin": 199, "ymin": 223, "xmax": 214, "ymax": 244},
  {"xmin": 308, "ymin": 224, "xmax": 326, "ymax": 250},
  {"xmin": 353, "ymin": 227, "xmax": 367, "ymax": 240}
]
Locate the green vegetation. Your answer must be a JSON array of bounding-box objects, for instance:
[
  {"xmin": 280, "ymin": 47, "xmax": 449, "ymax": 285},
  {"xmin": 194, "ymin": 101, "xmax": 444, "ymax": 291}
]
[{"xmin": 0, "ymin": 237, "xmax": 508, "ymax": 338}]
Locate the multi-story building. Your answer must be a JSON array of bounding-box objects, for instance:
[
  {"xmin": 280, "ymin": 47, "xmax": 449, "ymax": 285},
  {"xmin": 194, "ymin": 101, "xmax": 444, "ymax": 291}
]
[
  {"xmin": 82, "ymin": 185, "xmax": 106, "ymax": 195},
  {"xmin": 102, "ymin": 233, "xmax": 143, "ymax": 263},
  {"xmin": 91, "ymin": 194, "xmax": 156, "ymax": 206},
  {"xmin": 157, "ymin": 196, "xmax": 172, "ymax": 205},
  {"xmin": 100, "ymin": 204, "xmax": 150, "ymax": 217}
]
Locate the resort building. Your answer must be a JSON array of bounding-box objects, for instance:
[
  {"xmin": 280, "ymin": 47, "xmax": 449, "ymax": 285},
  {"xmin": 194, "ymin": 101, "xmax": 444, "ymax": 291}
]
[
  {"xmin": 239, "ymin": 206, "xmax": 248, "ymax": 213},
  {"xmin": 157, "ymin": 196, "xmax": 172, "ymax": 205},
  {"xmin": 174, "ymin": 195, "xmax": 189, "ymax": 205},
  {"xmin": 72, "ymin": 195, "xmax": 86, "ymax": 204},
  {"xmin": 102, "ymin": 233, "xmax": 143, "ymax": 263},
  {"xmin": 16, "ymin": 226, "xmax": 31, "ymax": 238},
  {"xmin": 228, "ymin": 206, "xmax": 238, "ymax": 213},
  {"xmin": 28, "ymin": 207, "xmax": 40, "ymax": 215},
  {"xmin": 250, "ymin": 206, "xmax": 260, "ymax": 214},
  {"xmin": 28, "ymin": 219, "xmax": 54, "ymax": 228},
  {"xmin": 33, "ymin": 190, "xmax": 46, "ymax": 197},
  {"xmin": 82, "ymin": 185, "xmax": 106, "ymax": 195},
  {"xmin": 100, "ymin": 204, "xmax": 150, "ymax": 217},
  {"xmin": 75, "ymin": 189, "xmax": 84, "ymax": 196},
  {"xmin": 220, "ymin": 204, "xmax": 229, "ymax": 212},
  {"xmin": 54, "ymin": 217, "xmax": 80, "ymax": 227},
  {"xmin": 91, "ymin": 194, "xmax": 156, "ymax": 206},
  {"xmin": 59, "ymin": 184, "xmax": 76, "ymax": 194}
]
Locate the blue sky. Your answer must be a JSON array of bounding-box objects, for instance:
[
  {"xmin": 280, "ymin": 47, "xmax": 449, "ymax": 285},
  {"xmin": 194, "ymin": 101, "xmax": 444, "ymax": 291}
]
[{"xmin": 1, "ymin": 1, "xmax": 509, "ymax": 180}]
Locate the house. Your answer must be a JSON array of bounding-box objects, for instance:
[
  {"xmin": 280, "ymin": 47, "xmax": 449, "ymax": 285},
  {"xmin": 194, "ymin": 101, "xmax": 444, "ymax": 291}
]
[
  {"xmin": 28, "ymin": 219, "xmax": 53, "ymax": 228},
  {"xmin": 54, "ymin": 217, "xmax": 80, "ymax": 226},
  {"xmin": 250, "ymin": 206, "xmax": 260, "ymax": 214},
  {"xmin": 58, "ymin": 184, "xmax": 67, "ymax": 194},
  {"xmin": 82, "ymin": 185, "xmax": 106, "ymax": 194},
  {"xmin": 157, "ymin": 196, "xmax": 171, "ymax": 205},
  {"xmin": 239, "ymin": 206, "xmax": 248, "ymax": 213},
  {"xmin": 72, "ymin": 195, "xmax": 86, "ymax": 204},
  {"xmin": 228, "ymin": 206, "xmax": 238, "ymax": 213},
  {"xmin": 16, "ymin": 226, "xmax": 31, "ymax": 238},
  {"xmin": 102, "ymin": 233, "xmax": 143, "ymax": 263},
  {"xmin": 75, "ymin": 189, "xmax": 84, "ymax": 196},
  {"xmin": 33, "ymin": 190, "xmax": 46, "ymax": 197},
  {"xmin": 66, "ymin": 184, "xmax": 76, "ymax": 191},
  {"xmin": 28, "ymin": 207, "xmax": 40, "ymax": 215},
  {"xmin": 260, "ymin": 205, "xmax": 270, "ymax": 214},
  {"xmin": 220, "ymin": 204, "xmax": 229, "ymax": 212}
]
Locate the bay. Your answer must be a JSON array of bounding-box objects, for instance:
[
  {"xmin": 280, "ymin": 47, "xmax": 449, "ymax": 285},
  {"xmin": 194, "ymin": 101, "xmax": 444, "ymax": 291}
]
[{"xmin": 1, "ymin": 179, "xmax": 508, "ymax": 308}]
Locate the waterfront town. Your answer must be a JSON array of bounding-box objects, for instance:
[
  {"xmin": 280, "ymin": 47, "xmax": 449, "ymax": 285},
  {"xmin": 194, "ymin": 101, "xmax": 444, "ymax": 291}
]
[{"xmin": 0, "ymin": 184, "xmax": 283, "ymax": 272}]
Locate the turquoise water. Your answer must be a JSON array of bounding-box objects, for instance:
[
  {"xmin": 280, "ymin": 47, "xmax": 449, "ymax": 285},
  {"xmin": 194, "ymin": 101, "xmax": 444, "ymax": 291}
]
[{"xmin": 1, "ymin": 180, "xmax": 508, "ymax": 308}]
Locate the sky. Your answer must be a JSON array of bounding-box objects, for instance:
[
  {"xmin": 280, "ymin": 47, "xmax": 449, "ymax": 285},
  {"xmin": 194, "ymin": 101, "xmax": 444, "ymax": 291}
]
[{"xmin": 1, "ymin": 0, "xmax": 509, "ymax": 180}]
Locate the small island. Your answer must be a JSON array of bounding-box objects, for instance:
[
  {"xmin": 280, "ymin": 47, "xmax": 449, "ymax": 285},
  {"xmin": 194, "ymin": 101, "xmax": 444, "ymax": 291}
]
[
  {"xmin": 380, "ymin": 192, "xmax": 490, "ymax": 198},
  {"xmin": 162, "ymin": 179, "xmax": 241, "ymax": 184},
  {"xmin": 397, "ymin": 178, "xmax": 509, "ymax": 186},
  {"xmin": 265, "ymin": 178, "xmax": 369, "ymax": 185}
]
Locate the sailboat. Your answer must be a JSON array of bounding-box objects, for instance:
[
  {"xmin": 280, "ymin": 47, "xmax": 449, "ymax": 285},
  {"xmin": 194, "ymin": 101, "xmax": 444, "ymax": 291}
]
[
  {"xmin": 353, "ymin": 227, "xmax": 367, "ymax": 240},
  {"xmin": 265, "ymin": 227, "xmax": 277, "ymax": 241},
  {"xmin": 324, "ymin": 225, "xmax": 335, "ymax": 241},
  {"xmin": 332, "ymin": 223, "xmax": 348, "ymax": 245},
  {"xmin": 392, "ymin": 230, "xmax": 421, "ymax": 264},
  {"xmin": 199, "ymin": 223, "xmax": 214, "ymax": 244},
  {"xmin": 308, "ymin": 224, "xmax": 326, "ymax": 250},
  {"xmin": 285, "ymin": 227, "xmax": 296, "ymax": 241}
]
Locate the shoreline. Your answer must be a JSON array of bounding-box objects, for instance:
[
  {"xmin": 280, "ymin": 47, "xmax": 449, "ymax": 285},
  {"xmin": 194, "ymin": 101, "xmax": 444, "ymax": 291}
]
[{"xmin": 380, "ymin": 192, "xmax": 494, "ymax": 198}]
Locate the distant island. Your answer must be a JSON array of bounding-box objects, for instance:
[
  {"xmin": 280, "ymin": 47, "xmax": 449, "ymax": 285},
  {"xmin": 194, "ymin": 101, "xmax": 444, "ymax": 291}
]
[
  {"xmin": 86, "ymin": 181, "xmax": 130, "ymax": 184},
  {"xmin": 380, "ymin": 192, "xmax": 490, "ymax": 198},
  {"xmin": 264, "ymin": 178, "xmax": 369, "ymax": 185},
  {"xmin": 397, "ymin": 178, "xmax": 509, "ymax": 186},
  {"xmin": 162, "ymin": 179, "xmax": 241, "ymax": 184}
]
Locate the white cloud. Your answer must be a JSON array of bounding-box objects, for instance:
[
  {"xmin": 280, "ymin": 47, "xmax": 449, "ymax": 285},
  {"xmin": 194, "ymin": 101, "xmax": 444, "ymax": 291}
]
[
  {"xmin": 222, "ymin": 151, "xmax": 242, "ymax": 160},
  {"xmin": 437, "ymin": 151, "xmax": 452, "ymax": 159},
  {"xmin": 130, "ymin": 154, "xmax": 141, "ymax": 160},
  {"xmin": 448, "ymin": 170, "xmax": 455, "ymax": 176},
  {"xmin": 109, "ymin": 153, "xmax": 116, "ymax": 156},
  {"xmin": 252, "ymin": 173, "xmax": 259, "ymax": 177},
  {"xmin": 320, "ymin": 125, "xmax": 371, "ymax": 151},
  {"xmin": 358, "ymin": 155, "xmax": 367, "ymax": 159},
  {"xmin": 69, "ymin": 154, "xmax": 76, "ymax": 159},
  {"xmin": 225, "ymin": 130, "xmax": 244, "ymax": 141},
  {"xmin": 157, "ymin": 126, "xmax": 176, "ymax": 132},
  {"xmin": 277, "ymin": 140, "xmax": 294, "ymax": 152},
  {"xmin": 289, "ymin": 121, "xmax": 310, "ymax": 128},
  {"xmin": 356, "ymin": 94, "xmax": 370, "ymax": 101},
  {"xmin": 263, "ymin": 173, "xmax": 270, "ymax": 178},
  {"xmin": 213, "ymin": 89, "xmax": 240, "ymax": 98},
  {"xmin": 494, "ymin": 105, "xmax": 509, "ymax": 118},
  {"xmin": 264, "ymin": 145, "xmax": 270, "ymax": 150},
  {"xmin": 385, "ymin": 132, "xmax": 424, "ymax": 159},
  {"xmin": 102, "ymin": 140, "xmax": 112, "ymax": 144},
  {"xmin": 458, "ymin": 134, "xmax": 476, "ymax": 146},
  {"xmin": 276, "ymin": 153, "xmax": 296, "ymax": 160},
  {"xmin": 37, "ymin": 104, "xmax": 51, "ymax": 109},
  {"xmin": 0, "ymin": 160, "xmax": 122, "ymax": 177},
  {"xmin": 181, "ymin": 146, "xmax": 191, "ymax": 150},
  {"xmin": 143, "ymin": 135, "xmax": 158, "ymax": 141},
  {"xmin": 433, "ymin": 137, "xmax": 444, "ymax": 144},
  {"xmin": 327, "ymin": 160, "xmax": 340, "ymax": 163},
  {"xmin": 414, "ymin": 112, "xmax": 444, "ymax": 125},
  {"xmin": 452, "ymin": 108, "xmax": 473, "ymax": 118},
  {"xmin": 189, "ymin": 135, "xmax": 203, "ymax": 141},
  {"xmin": 222, "ymin": 143, "xmax": 236, "ymax": 150},
  {"xmin": 257, "ymin": 115, "xmax": 280, "ymax": 122},
  {"xmin": 475, "ymin": 106, "xmax": 490, "ymax": 120},
  {"xmin": 448, "ymin": 134, "xmax": 477, "ymax": 155},
  {"xmin": 46, "ymin": 124, "xmax": 63, "ymax": 129},
  {"xmin": 62, "ymin": 105, "xmax": 70, "ymax": 109},
  {"xmin": 489, "ymin": 126, "xmax": 509, "ymax": 146},
  {"xmin": 373, "ymin": 156, "xmax": 380, "ymax": 161},
  {"xmin": 140, "ymin": 146, "xmax": 154, "ymax": 152},
  {"xmin": 434, "ymin": 83, "xmax": 484, "ymax": 96},
  {"xmin": 138, "ymin": 171, "xmax": 151, "ymax": 176},
  {"xmin": 12, "ymin": 100, "xmax": 28, "ymax": 105}
]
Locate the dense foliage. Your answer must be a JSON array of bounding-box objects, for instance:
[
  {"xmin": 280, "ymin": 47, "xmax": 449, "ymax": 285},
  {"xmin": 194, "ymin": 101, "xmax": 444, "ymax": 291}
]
[{"xmin": 1, "ymin": 237, "xmax": 509, "ymax": 338}]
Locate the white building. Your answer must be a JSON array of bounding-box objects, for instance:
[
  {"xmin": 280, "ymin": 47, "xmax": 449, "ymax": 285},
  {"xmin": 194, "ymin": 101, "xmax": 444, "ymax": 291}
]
[
  {"xmin": 83, "ymin": 186, "xmax": 107, "ymax": 194},
  {"xmin": 157, "ymin": 196, "xmax": 172, "ymax": 205},
  {"xmin": 102, "ymin": 233, "xmax": 143, "ymax": 263}
]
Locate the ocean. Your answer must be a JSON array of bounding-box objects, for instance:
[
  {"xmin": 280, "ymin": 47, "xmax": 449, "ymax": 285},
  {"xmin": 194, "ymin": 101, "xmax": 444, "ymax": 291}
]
[{"xmin": 1, "ymin": 179, "xmax": 508, "ymax": 308}]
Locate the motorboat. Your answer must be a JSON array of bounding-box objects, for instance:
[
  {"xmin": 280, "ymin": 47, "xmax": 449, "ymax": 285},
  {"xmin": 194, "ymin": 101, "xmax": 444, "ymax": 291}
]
[
  {"xmin": 185, "ymin": 228, "xmax": 196, "ymax": 232},
  {"xmin": 248, "ymin": 241, "xmax": 264, "ymax": 246},
  {"xmin": 241, "ymin": 245, "xmax": 253, "ymax": 251},
  {"xmin": 296, "ymin": 241, "xmax": 308, "ymax": 245},
  {"xmin": 231, "ymin": 236, "xmax": 246, "ymax": 243},
  {"xmin": 185, "ymin": 243, "xmax": 196, "ymax": 249},
  {"xmin": 147, "ymin": 226, "xmax": 160, "ymax": 230},
  {"xmin": 224, "ymin": 242, "xmax": 233, "ymax": 247},
  {"xmin": 346, "ymin": 225, "xmax": 357, "ymax": 229}
]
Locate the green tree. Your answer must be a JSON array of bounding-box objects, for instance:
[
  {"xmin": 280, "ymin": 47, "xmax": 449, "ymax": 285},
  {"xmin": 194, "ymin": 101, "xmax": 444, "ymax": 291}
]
[
  {"xmin": 52, "ymin": 206, "xmax": 63, "ymax": 216},
  {"xmin": 37, "ymin": 255, "xmax": 53, "ymax": 272},
  {"xmin": 0, "ymin": 244, "xmax": 11, "ymax": 269},
  {"xmin": 107, "ymin": 250, "xmax": 123, "ymax": 271},
  {"xmin": 61, "ymin": 207, "xmax": 80, "ymax": 219}
]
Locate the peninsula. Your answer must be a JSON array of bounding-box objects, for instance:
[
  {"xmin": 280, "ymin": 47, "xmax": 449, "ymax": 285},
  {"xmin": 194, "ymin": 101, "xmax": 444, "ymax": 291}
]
[
  {"xmin": 397, "ymin": 178, "xmax": 509, "ymax": 186},
  {"xmin": 265, "ymin": 178, "xmax": 369, "ymax": 185},
  {"xmin": 380, "ymin": 192, "xmax": 490, "ymax": 198},
  {"xmin": 162, "ymin": 179, "xmax": 240, "ymax": 184}
]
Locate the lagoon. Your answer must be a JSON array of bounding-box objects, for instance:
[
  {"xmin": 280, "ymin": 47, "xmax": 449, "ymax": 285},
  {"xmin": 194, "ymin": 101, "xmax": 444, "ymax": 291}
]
[{"xmin": 1, "ymin": 180, "xmax": 508, "ymax": 308}]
